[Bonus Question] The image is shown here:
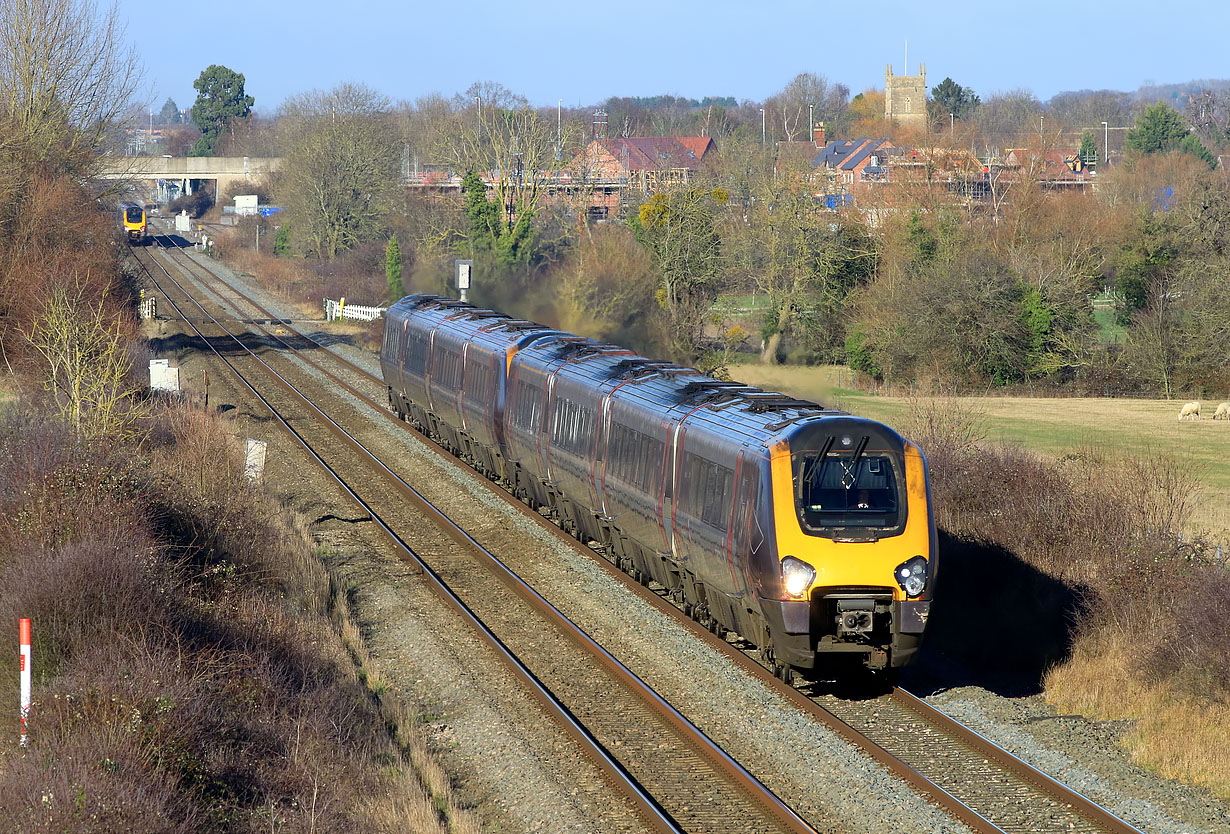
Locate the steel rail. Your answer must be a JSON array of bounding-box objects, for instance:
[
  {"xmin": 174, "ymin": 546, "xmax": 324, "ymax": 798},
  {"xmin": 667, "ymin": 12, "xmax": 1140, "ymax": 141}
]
[
  {"xmin": 891, "ymin": 689, "xmax": 1144, "ymax": 834},
  {"xmin": 150, "ymin": 241, "xmax": 1149, "ymax": 834},
  {"xmin": 137, "ymin": 244, "xmax": 819, "ymax": 834},
  {"xmin": 134, "ymin": 246, "xmax": 686, "ymax": 834}
]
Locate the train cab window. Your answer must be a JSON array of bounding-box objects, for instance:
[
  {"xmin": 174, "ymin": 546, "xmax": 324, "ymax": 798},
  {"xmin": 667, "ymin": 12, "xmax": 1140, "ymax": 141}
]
[
  {"xmin": 125, "ymin": 205, "xmax": 143, "ymax": 223},
  {"xmin": 793, "ymin": 451, "xmax": 903, "ymax": 536}
]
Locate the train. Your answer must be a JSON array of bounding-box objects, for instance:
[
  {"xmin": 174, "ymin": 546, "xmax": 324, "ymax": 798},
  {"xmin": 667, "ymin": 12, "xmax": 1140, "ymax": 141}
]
[
  {"xmin": 380, "ymin": 295, "xmax": 937, "ymax": 678},
  {"xmin": 119, "ymin": 202, "xmax": 147, "ymax": 244}
]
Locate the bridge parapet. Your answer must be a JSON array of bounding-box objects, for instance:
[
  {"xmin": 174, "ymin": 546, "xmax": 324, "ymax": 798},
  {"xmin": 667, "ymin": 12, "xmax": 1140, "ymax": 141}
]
[{"xmin": 98, "ymin": 156, "xmax": 283, "ymax": 180}]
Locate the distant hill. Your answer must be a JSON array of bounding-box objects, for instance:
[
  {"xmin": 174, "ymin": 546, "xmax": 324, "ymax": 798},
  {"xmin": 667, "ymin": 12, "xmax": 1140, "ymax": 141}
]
[
  {"xmin": 1051, "ymin": 79, "xmax": 1230, "ymax": 106},
  {"xmin": 1134, "ymin": 78, "xmax": 1230, "ymax": 103}
]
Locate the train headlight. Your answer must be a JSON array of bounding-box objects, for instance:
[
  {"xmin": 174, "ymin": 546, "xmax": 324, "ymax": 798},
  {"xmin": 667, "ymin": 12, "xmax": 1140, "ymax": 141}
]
[
  {"xmin": 780, "ymin": 556, "xmax": 816, "ymax": 599},
  {"xmin": 895, "ymin": 555, "xmax": 928, "ymax": 597}
]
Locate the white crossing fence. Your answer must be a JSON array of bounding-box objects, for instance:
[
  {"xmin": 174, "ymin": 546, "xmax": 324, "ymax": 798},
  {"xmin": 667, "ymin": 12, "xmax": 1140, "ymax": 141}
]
[{"xmin": 323, "ymin": 297, "xmax": 387, "ymax": 323}]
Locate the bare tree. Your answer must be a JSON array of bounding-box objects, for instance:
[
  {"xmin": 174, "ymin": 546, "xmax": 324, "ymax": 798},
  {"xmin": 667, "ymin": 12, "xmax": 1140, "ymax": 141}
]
[
  {"xmin": 0, "ymin": 0, "xmax": 143, "ymax": 173},
  {"xmin": 276, "ymin": 83, "xmax": 400, "ymax": 259},
  {"xmin": 974, "ymin": 89, "xmax": 1042, "ymax": 146},
  {"xmin": 431, "ymin": 92, "xmax": 577, "ymax": 251},
  {"xmin": 24, "ymin": 278, "xmax": 147, "ymax": 440},
  {"xmin": 765, "ymin": 73, "xmax": 849, "ymax": 142}
]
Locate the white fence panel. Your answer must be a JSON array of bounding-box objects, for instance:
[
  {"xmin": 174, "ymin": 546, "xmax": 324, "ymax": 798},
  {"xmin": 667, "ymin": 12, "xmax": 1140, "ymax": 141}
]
[{"xmin": 323, "ymin": 297, "xmax": 387, "ymax": 322}]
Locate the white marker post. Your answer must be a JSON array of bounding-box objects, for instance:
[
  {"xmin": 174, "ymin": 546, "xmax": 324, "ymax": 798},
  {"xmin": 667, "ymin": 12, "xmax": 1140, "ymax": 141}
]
[{"xmin": 19, "ymin": 618, "xmax": 30, "ymax": 746}]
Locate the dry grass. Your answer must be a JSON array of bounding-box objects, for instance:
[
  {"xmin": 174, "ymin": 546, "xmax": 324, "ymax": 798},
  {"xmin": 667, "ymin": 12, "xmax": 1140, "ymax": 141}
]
[
  {"xmin": 1046, "ymin": 631, "xmax": 1230, "ymax": 798},
  {"xmin": 333, "ymin": 584, "xmax": 480, "ymax": 834},
  {"xmin": 0, "ymin": 399, "xmax": 477, "ymax": 832},
  {"xmin": 206, "ymin": 230, "xmax": 386, "ymax": 351},
  {"xmin": 334, "ymin": 580, "xmax": 482, "ymax": 834}
]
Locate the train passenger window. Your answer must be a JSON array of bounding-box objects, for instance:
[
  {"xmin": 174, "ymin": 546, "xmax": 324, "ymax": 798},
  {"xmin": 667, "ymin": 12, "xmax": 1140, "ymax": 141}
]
[
  {"xmin": 407, "ymin": 333, "xmax": 428, "ymax": 375},
  {"xmin": 551, "ymin": 398, "xmax": 594, "ymax": 454},
  {"xmin": 608, "ymin": 422, "xmax": 663, "ymax": 493},
  {"xmin": 793, "ymin": 452, "xmax": 903, "ymax": 534},
  {"xmin": 513, "ymin": 380, "xmax": 542, "ymax": 430},
  {"xmin": 680, "ymin": 452, "xmax": 732, "ymax": 532},
  {"xmin": 436, "ymin": 350, "xmax": 460, "ymax": 389},
  {"xmin": 465, "ymin": 362, "xmax": 490, "ymax": 402}
]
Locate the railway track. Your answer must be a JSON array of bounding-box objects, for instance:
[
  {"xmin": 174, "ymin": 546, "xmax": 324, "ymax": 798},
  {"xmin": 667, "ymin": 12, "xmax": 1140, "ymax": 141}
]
[
  {"xmin": 133, "ymin": 241, "xmax": 816, "ymax": 834},
  {"xmin": 134, "ymin": 238, "xmax": 1146, "ymax": 834}
]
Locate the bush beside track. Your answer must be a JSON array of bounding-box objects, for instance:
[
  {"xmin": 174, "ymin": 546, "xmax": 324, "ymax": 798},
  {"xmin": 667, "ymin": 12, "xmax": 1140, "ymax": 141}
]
[
  {"xmin": 0, "ymin": 174, "xmax": 475, "ymax": 832},
  {"xmin": 897, "ymin": 398, "xmax": 1230, "ymax": 798},
  {"xmin": 0, "ymin": 399, "xmax": 478, "ymax": 833}
]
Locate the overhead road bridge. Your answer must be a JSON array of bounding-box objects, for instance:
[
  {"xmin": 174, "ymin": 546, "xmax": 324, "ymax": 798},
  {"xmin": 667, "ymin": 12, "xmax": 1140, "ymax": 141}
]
[{"xmin": 96, "ymin": 156, "xmax": 283, "ymax": 203}]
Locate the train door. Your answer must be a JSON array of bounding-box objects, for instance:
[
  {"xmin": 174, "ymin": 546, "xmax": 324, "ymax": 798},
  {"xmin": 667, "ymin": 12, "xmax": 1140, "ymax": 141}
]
[
  {"xmin": 425, "ymin": 327, "xmax": 438, "ymax": 414},
  {"xmin": 593, "ymin": 393, "xmax": 613, "ymax": 516},
  {"xmin": 729, "ymin": 451, "xmax": 759, "ymax": 598},
  {"xmin": 665, "ymin": 422, "xmax": 685, "ymax": 561},
  {"xmin": 457, "ymin": 342, "xmax": 470, "ymax": 434}
]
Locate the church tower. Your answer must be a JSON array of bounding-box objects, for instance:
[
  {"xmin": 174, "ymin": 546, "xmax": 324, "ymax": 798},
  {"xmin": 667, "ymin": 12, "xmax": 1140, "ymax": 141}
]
[{"xmin": 885, "ymin": 63, "xmax": 927, "ymax": 131}]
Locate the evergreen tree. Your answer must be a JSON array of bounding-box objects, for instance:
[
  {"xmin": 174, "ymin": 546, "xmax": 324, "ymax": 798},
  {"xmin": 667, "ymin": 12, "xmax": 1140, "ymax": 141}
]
[
  {"xmin": 157, "ymin": 97, "xmax": 181, "ymax": 125},
  {"xmin": 190, "ymin": 65, "xmax": 254, "ymax": 156},
  {"xmin": 1124, "ymin": 102, "xmax": 1188, "ymax": 154},
  {"xmin": 1079, "ymin": 131, "xmax": 1098, "ymax": 165},
  {"xmin": 385, "ymin": 235, "xmax": 404, "ymax": 301},
  {"xmin": 927, "ymin": 77, "xmax": 980, "ymax": 126},
  {"xmin": 273, "ymin": 223, "xmax": 292, "ymax": 257},
  {"xmin": 461, "ymin": 170, "xmax": 534, "ymax": 266},
  {"xmin": 1179, "ymin": 133, "xmax": 1217, "ymax": 169}
]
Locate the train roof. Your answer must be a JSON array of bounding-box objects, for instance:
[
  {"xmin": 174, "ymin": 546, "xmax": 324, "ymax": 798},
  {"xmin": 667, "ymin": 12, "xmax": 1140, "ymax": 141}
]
[{"xmin": 387, "ymin": 295, "xmax": 892, "ymax": 446}]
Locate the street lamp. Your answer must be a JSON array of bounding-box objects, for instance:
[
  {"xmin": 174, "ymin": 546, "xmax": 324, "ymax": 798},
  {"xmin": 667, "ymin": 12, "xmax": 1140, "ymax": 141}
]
[
  {"xmin": 1102, "ymin": 121, "xmax": 1109, "ymax": 166},
  {"xmin": 760, "ymin": 108, "xmax": 765, "ymax": 145},
  {"xmin": 950, "ymin": 112, "xmax": 954, "ymax": 135},
  {"xmin": 809, "ymin": 103, "xmax": 814, "ymax": 143}
]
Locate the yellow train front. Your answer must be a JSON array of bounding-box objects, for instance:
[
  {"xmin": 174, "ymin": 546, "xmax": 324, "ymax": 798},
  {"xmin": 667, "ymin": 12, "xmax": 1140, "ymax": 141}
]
[
  {"xmin": 758, "ymin": 416, "xmax": 936, "ymax": 675},
  {"xmin": 119, "ymin": 202, "xmax": 146, "ymax": 244}
]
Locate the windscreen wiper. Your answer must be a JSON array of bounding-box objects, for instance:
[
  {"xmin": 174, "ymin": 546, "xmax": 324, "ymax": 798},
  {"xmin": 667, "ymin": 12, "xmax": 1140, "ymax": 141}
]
[{"xmin": 839, "ymin": 435, "xmax": 869, "ymax": 490}]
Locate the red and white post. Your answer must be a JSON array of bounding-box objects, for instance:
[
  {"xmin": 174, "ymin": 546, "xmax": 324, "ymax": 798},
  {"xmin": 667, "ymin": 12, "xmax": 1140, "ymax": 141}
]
[{"xmin": 19, "ymin": 618, "xmax": 30, "ymax": 747}]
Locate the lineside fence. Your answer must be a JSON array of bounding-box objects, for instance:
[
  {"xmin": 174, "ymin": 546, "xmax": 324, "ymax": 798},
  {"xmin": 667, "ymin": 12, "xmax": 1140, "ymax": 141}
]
[{"xmin": 323, "ymin": 297, "xmax": 387, "ymax": 323}]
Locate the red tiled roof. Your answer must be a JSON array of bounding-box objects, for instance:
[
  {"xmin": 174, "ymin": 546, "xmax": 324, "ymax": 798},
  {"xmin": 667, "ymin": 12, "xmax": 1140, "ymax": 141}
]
[{"xmin": 590, "ymin": 137, "xmax": 712, "ymax": 172}]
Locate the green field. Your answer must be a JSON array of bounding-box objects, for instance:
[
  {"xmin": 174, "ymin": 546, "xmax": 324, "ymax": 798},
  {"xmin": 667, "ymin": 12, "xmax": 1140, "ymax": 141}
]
[{"xmin": 730, "ymin": 364, "xmax": 1230, "ymax": 541}]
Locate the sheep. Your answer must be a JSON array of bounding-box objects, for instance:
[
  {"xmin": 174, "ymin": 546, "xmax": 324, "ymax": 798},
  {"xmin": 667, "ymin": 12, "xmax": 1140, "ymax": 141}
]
[
  {"xmin": 1178, "ymin": 401, "xmax": 1201, "ymax": 421},
  {"xmin": 1214, "ymin": 402, "xmax": 1230, "ymax": 420}
]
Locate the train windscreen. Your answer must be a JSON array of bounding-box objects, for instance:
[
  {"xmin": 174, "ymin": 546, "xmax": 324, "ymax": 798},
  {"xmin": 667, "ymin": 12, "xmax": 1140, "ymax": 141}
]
[
  {"xmin": 125, "ymin": 206, "xmax": 143, "ymax": 223},
  {"xmin": 793, "ymin": 449, "xmax": 904, "ymax": 536}
]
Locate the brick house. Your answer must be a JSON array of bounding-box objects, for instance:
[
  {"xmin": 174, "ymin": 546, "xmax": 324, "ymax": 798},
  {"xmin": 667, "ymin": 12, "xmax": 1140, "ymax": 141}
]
[
  {"xmin": 569, "ymin": 136, "xmax": 716, "ymax": 217},
  {"xmin": 576, "ymin": 136, "xmax": 715, "ymax": 191}
]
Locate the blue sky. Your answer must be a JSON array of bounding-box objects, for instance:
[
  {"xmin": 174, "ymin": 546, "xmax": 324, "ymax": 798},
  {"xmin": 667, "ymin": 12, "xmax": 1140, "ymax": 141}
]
[{"xmin": 123, "ymin": 0, "xmax": 1229, "ymax": 114}]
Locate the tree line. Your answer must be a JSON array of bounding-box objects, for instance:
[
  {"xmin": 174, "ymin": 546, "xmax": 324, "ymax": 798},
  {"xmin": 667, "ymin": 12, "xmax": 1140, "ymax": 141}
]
[{"xmin": 160, "ymin": 65, "xmax": 1230, "ymax": 398}]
